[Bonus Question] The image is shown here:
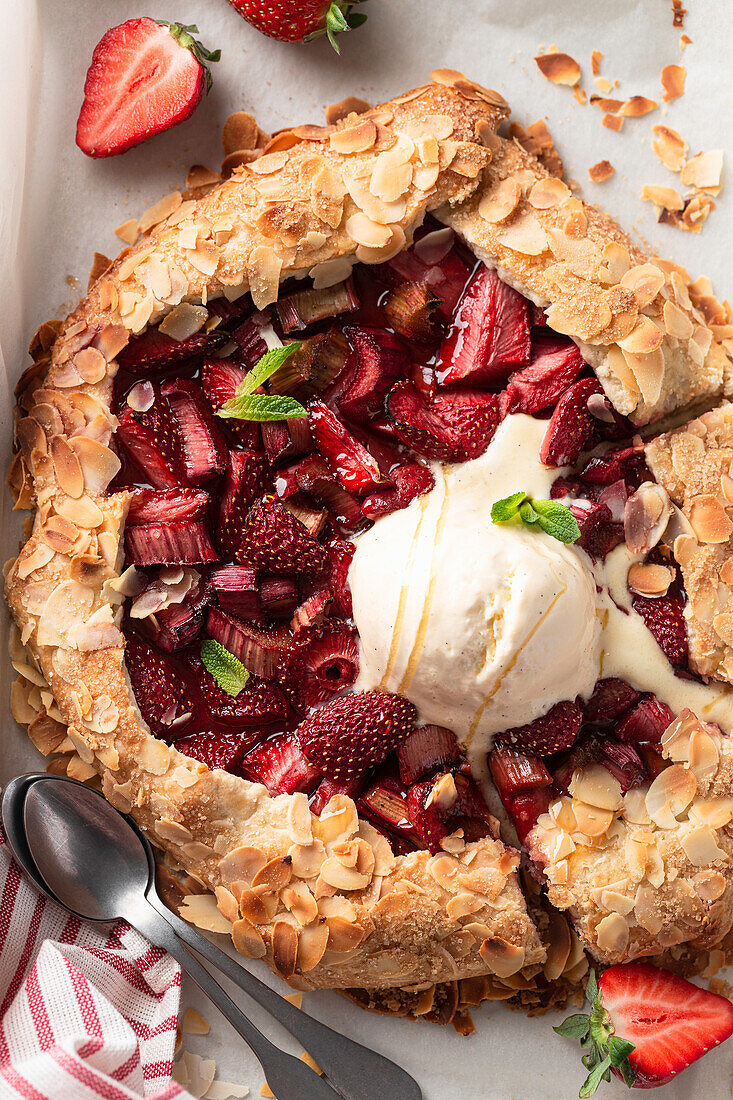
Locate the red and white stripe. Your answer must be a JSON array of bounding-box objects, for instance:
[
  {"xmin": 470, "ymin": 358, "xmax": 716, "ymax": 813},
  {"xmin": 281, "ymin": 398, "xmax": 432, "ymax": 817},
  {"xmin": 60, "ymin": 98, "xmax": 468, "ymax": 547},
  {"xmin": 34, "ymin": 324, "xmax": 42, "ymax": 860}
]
[{"xmin": 0, "ymin": 830, "xmax": 194, "ymax": 1099}]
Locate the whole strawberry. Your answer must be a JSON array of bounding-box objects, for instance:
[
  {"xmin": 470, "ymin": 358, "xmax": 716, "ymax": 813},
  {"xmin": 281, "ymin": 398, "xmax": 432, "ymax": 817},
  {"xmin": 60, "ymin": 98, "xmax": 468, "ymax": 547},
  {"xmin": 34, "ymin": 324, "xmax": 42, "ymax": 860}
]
[
  {"xmin": 76, "ymin": 18, "xmax": 220, "ymax": 157},
  {"xmin": 298, "ymin": 691, "xmax": 416, "ymax": 781},
  {"xmin": 226, "ymin": 1, "xmax": 367, "ymax": 51}
]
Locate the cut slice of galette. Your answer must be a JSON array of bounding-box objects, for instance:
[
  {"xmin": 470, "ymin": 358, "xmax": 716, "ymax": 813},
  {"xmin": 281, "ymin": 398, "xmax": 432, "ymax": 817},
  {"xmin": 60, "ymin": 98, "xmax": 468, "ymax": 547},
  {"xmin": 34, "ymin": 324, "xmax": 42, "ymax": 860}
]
[{"xmin": 6, "ymin": 71, "xmax": 733, "ymax": 1003}]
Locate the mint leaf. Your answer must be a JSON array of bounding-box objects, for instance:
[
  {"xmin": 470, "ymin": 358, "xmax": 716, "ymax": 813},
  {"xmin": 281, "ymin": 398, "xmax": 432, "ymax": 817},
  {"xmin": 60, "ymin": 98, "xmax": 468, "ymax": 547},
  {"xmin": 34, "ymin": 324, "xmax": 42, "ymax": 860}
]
[
  {"xmin": 519, "ymin": 500, "xmax": 540, "ymax": 525},
  {"xmin": 491, "ymin": 491, "xmax": 528, "ymax": 523},
  {"xmin": 579, "ymin": 1054, "xmax": 612, "ymax": 1098},
  {"xmin": 240, "ymin": 342, "xmax": 302, "ymax": 396},
  {"xmin": 200, "ymin": 639, "xmax": 249, "ymax": 697},
  {"xmin": 531, "ymin": 498, "xmax": 581, "ymax": 544},
  {"xmin": 218, "ymin": 393, "xmax": 307, "ymax": 422},
  {"xmin": 554, "ymin": 1014, "xmax": 591, "ymax": 1041}
]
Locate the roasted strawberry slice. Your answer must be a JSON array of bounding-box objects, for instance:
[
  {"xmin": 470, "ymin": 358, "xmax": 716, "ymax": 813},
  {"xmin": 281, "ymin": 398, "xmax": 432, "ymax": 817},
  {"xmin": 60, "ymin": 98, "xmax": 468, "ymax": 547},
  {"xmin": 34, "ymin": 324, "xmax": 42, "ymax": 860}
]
[
  {"xmin": 291, "ymin": 454, "xmax": 365, "ymax": 530},
  {"xmin": 161, "ymin": 378, "xmax": 227, "ymax": 484},
  {"xmin": 206, "ymin": 607, "xmax": 291, "ymax": 678},
  {"xmin": 383, "ymin": 282, "xmax": 440, "ymax": 340},
  {"xmin": 337, "ymin": 328, "xmax": 410, "ymax": 422},
  {"xmin": 276, "ymin": 279, "xmax": 359, "ymax": 333},
  {"xmin": 397, "ymin": 725, "xmax": 462, "ymax": 786},
  {"xmin": 632, "ymin": 593, "xmax": 688, "ymax": 667},
  {"xmin": 569, "ymin": 500, "xmax": 623, "ymax": 560},
  {"xmin": 200, "ymin": 358, "xmax": 260, "ymax": 448},
  {"xmin": 405, "ymin": 779, "xmax": 449, "ymax": 853},
  {"xmin": 358, "ymin": 778, "xmax": 420, "ymax": 845},
  {"xmin": 210, "ymin": 564, "xmax": 262, "ymax": 621},
  {"xmin": 186, "ymin": 653, "xmax": 288, "ymax": 727},
  {"xmin": 500, "ymin": 699, "xmax": 583, "ymax": 756},
  {"xmin": 239, "ymin": 734, "xmax": 321, "ymax": 795},
  {"xmin": 125, "ymin": 633, "xmax": 193, "ymax": 740},
  {"xmin": 298, "ymin": 690, "xmax": 416, "ymax": 782},
  {"xmin": 436, "ymin": 266, "xmax": 531, "ymax": 386},
  {"xmin": 540, "ymin": 377, "xmax": 602, "ymax": 466},
  {"xmin": 310, "ymin": 775, "xmax": 364, "ymax": 815},
  {"xmin": 117, "ymin": 397, "xmax": 185, "ymax": 489},
  {"xmin": 125, "ymin": 521, "xmax": 219, "ymax": 565},
  {"xmin": 174, "ymin": 731, "xmax": 264, "ymax": 772},
  {"xmin": 259, "ymin": 577, "xmax": 299, "ymax": 619},
  {"xmin": 127, "ymin": 487, "xmax": 209, "ymax": 525},
  {"xmin": 218, "ymin": 449, "xmax": 271, "ymax": 557},
  {"xmin": 502, "ymin": 332, "xmax": 584, "ymax": 415},
  {"xmin": 261, "ymin": 418, "xmax": 313, "ymax": 466},
  {"xmin": 386, "ymin": 380, "xmax": 500, "ymax": 462},
  {"xmin": 308, "ymin": 400, "xmax": 387, "ymax": 495},
  {"xmin": 583, "ymin": 678, "xmax": 641, "ymax": 725},
  {"xmin": 578, "ymin": 445, "xmax": 648, "ymax": 487},
  {"xmin": 118, "ymin": 325, "xmax": 226, "ymax": 370},
  {"xmin": 279, "ymin": 622, "xmax": 359, "ymax": 708},
  {"xmin": 238, "ymin": 498, "xmax": 328, "ymax": 575},
  {"xmin": 507, "ymin": 789, "xmax": 552, "ymax": 843},
  {"xmin": 291, "ymin": 588, "xmax": 333, "ymax": 632},
  {"xmin": 326, "ymin": 538, "xmax": 355, "ymax": 618},
  {"xmin": 616, "ymin": 696, "xmax": 675, "ymax": 743},
  {"xmin": 361, "ymin": 461, "xmax": 435, "ymax": 520},
  {"xmin": 489, "ymin": 747, "xmax": 553, "ymax": 802}
]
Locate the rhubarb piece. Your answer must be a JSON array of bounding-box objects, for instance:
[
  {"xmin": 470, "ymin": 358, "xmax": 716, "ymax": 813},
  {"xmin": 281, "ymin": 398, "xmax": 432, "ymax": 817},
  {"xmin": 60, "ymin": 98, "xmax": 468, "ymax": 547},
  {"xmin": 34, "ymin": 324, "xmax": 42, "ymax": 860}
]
[
  {"xmin": 598, "ymin": 739, "xmax": 646, "ymax": 792},
  {"xmin": 173, "ymin": 731, "xmax": 261, "ymax": 773},
  {"xmin": 383, "ymin": 282, "xmax": 439, "ymax": 340},
  {"xmin": 308, "ymin": 400, "xmax": 387, "ymax": 495},
  {"xmin": 293, "ymin": 454, "xmax": 365, "ymax": 529},
  {"xmin": 387, "ymin": 380, "xmax": 500, "ymax": 462},
  {"xmin": 632, "ymin": 593, "xmax": 688, "ymax": 667},
  {"xmin": 233, "ymin": 317, "xmax": 269, "ymax": 367},
  {"xmin": 326, "ymin": 538, "xmax": 355, "ymax": 618},
  {"xmin": 118, "ymin": 324, "xmax": 226, "ymax": 370},
  {"xmin": 361, "ymin": 461, "xmax": 435, "ymax": 520},
  {"xmin": 206, "ymin": 606, "xmax": 291, "ymax": 678},
  {"xmin": 276, "ymin": 279, "xmax": 359, "ymax": 333},
  {"xmin": 387, "ymin": 237, "xmax": 470, "ymax": 321},
  {"xmin": 502, "ymin": 332, "xmax": 584, "ymax": 415},
  {"xmin": 337, "ymin": 328, "xmax": 410, "ymax": 422},
  {"xmin": 506, "ymin": 788, "xmax": 551, "ymax": 843},
  {"xmin": 187, "ymin": 653, "xmax": 288, "ymax": 727},
  {"xmin": 125, "ymin": 633, "xmax": 193, "ymax": 740},
  {"xmin": 279, "ymin": 621, "xmax": 359, "ymax": 708},
  {"xmin": 578, "ymin": 445, "xmax": 648, "ymax": 487},
  {"xmin": 540, "ymin": 377, "xmax": 603, "ymax": 466},
  {"xmin": 291, "ymin": 588, "xmax": 333, "ymax": 632},
  {"xmin": 281, "ymin": 498, "xmax": 327, "ymax": 537},
  {"xmin": 616, "ymin": 696, "xmax": 675, "ymax": 743},
  {"xmin": 201, "ymin": 358, "xmax": 260, "ymax": 448},
  {"xmin": 489, "ymin": 747, "xmax": 553, "ymax": 802},
  {"xmin": 143, "ymin": 576, "xmax": 212, "ymax": 651},
  {"xmin": 583, "ymin": 678, "xmax": 641, "ymax": 724},
  {"xmin": 436, "ymin": 266, "xmax": 531, "ymax": 386},
  {"xmin": 310, "ymin": 775, "xmax": 364, "ymax": 815},
  {"xmin": 161, "ymin": 377, "xmax": 227, "ymax": 484},
  {"xmin": 500, "ymin": 699, "xmax": 583, "ymax": 755},
  {"xmin": 405, "ymin": 779, "xmax": 449, "ymax": 852},
  {"xmin": 397, "ymin": 725, "xmax": 462, "ymax": 786},
  {"xmin": 117, "ymin": 397, "xmax": 185, "ymax": 489},
  {"xmin": 218, "ymin": 449, "xmax": 271, "ymax": 557},
  {"xmin": 125, "ymin": 521, "xmax": 219, "ymax": 565},
  {"xmin": 127, "ymin": 487, "xmax": 209, "ymax": 525},
  {"xmin": 210, "ymin": 564, "xmax": 262, "ymax": 621},
  {"xmin": 239, "ymin": 498, "xmax": 328, "ymax": 575},
  {"xmin": 268, "ymin": 330, "xmax": 350, "ymax": 396},
  {"xmin": 259, "ymin": 577, "xmax": 299, "ymax": 619},
  {"xmin": 261, "ymin": 417, "xmax": 313, "ymax": 465},
  {"xmin": 239, "ymin": 734, "xmax": 321, "ymax": 795},
  {"xmin": 298, "ymin": 690, "xmax": 416, "ymax": 782},
  {"xmin": 358, "ymin": 778, "xmax": 420, "ymax": 845},
  {"xmin": 570, "ymin": 500, "xmax": 623, "ymax": 559}
]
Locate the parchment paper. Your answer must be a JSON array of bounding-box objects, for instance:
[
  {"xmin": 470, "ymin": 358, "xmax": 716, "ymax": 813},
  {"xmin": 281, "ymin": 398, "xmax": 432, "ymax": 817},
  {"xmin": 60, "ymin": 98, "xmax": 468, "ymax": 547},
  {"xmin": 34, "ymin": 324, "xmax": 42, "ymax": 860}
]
[{"xmin": 1, "ymin": 1, "xmax": 732, "ymax": 1096}]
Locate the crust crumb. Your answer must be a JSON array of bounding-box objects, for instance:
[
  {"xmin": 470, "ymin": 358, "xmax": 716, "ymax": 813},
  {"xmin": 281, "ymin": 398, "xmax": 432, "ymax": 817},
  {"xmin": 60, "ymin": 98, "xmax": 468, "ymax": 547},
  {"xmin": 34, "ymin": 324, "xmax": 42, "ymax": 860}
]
[{"xmin": 589, "ymin": 160, "xmax": 615, "ymax": 183}]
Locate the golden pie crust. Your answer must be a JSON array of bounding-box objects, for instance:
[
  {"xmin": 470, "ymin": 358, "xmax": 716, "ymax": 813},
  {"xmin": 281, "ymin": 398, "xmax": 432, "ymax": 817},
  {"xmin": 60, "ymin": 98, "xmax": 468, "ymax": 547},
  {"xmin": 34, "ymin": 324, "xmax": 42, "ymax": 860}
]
[{"xmin": 5, "ymin": 71, "xmax": 733, "ymax": 994}]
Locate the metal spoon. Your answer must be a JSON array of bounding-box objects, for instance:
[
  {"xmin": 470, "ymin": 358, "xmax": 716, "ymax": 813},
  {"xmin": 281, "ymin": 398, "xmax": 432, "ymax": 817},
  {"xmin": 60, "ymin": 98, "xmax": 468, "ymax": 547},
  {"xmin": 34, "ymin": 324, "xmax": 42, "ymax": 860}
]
[{"xmin": 11, "ymin": 775, "xmax": 421, "ymax": 1100}]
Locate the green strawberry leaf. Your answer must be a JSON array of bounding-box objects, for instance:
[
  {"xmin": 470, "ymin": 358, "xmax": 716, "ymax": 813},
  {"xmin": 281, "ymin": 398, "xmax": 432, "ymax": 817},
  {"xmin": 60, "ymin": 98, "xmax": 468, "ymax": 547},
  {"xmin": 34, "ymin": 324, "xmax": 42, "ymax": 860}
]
[
  {"xmin": 217, "ymin": 393, "xmax": 307, "ymax": 422},
  {"xmin": 200, "ymin": 639, "xmax": 249, "ymax": 697},
  {"xmin": 579, "ymin": 1055, "xmax": 612, "ymax": 1099},
  {"xmin": 490, "ymin": 491, "xmax": 528, "ymax": 523},
  {"xmin": 555, "ymin": 970, "xmax": 636, "ymax": 1097},
  {"xmin": 554, "ymin": 1014, "xmax": 592, "ymax": 1041}
]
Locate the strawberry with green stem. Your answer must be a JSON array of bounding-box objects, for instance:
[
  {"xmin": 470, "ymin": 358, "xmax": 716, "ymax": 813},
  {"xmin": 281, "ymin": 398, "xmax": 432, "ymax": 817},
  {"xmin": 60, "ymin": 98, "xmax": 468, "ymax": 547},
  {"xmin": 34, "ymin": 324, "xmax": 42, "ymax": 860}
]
[{"xmin": 226, "ymin": 0, "xmax": 367, "ymax": 51}]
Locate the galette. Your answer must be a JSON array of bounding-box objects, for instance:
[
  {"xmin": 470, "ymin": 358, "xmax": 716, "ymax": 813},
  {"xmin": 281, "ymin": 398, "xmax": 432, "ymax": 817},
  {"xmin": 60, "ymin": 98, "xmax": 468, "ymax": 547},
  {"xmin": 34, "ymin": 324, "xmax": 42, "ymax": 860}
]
[{"xmin": 7, "ymin": 71, "xmax": 733, "ymax": 1010}]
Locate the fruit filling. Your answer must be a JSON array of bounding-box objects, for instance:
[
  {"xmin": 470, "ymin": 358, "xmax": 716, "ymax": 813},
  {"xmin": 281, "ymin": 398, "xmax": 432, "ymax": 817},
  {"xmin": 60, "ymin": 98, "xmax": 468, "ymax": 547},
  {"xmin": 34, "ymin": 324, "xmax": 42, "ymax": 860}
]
[{"xmin": 114, "ymin": 218, "xmax": 714, "ymax": 862}]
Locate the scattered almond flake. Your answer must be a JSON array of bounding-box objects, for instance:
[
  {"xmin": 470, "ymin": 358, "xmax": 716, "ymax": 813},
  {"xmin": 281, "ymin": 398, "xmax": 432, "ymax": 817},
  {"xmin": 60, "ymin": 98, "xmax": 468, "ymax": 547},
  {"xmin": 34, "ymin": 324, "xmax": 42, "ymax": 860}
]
[
  {"xmin": 679, "ymin": 193, "xmax": 716, "ymax": 232},
  {"xmin": 114, "ymin": 219, "xmax": 138, "ymax": 245},
  {"xmin": 205, "ymin": 1082, "xmax": 249, "ymax": 1100},
  {"xmin": 573, "ymin": 86, "xmax": 587, "ymax": 105},
  {"xmin": 179, "ymin": 893, "xmax": 232, "ymax": 933},
  {"xmin": 603, "ymin": 114, "xmax": 624, "ymax": 132},
  {"xmin": 594, "ymin": 77, "xmax": 613, "ymax": 94},
  {"xmin": 284, "ymin": 992, "xmax": 303, "ymax": 1009},
  {"xmin": 591, "ymin": 50, "xmax": 602, "ymax": 76},
  {"xmin": 589, "ymin": 160, "xmax": 615, "ymax": 183},
  {"xmin": 680, "ymin": 33, "xmax": 692, "ymax": 49},
  {"xmin": 534, "ymin": 50, "xmax": 581, "ymax": 86},
  {"xmin": 185, "ymin": 165, "xmax": 222, "ymax": 190},
  {"xmin": 508, "ymin": 119, "xmax": 564, "ymax": 177},
  {"xmin": 182, "ymin": 1008, "xmax": 210, "ymax": 1035},
  {"xmin": 640, "ymin": 184, "xmax": 684, "ymax": 211},
  {"xmin": 590, "ymin": 95, "xmax": 624, "ymax": 113},
  {"xmin": 620, "ymin": 96, "xmax": 658, "ymax": 118},
  {"xmin": 652, "ymin": 124, "xmax": 688, "ymax": 172},
  {"xmin": 680, "ymin": 150, "xmax": 724, "ymax": 193},
  {"xmin": 174, "ymin": 1052, "xmax": 216, "ymax": 1099},
  {"xmin": 661, "ymin": 63, "xmax": 686, "ymax": 101},
  {"xmin": 260, "ymin": 1084, "xmax": 274, "ymax": 1098},
  {"xmin": 300, "ymin": 1052, "xmax": 323, "ymax": 1075}
]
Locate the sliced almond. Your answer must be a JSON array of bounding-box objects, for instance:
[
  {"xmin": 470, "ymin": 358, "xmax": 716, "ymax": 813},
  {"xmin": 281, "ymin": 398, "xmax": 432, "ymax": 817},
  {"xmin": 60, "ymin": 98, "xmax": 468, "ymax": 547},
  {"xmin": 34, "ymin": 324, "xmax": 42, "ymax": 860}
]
[
  {"xmin": 232, "ymin": 917, "xmax": 266, "ymax": 959},
  {"xmin": 478, "ymin": 937, "xmax": 525, "ymax": 977},
  {"xmin": 297, "ymin": 919, "xmax": 329, "ymax": 971},
  {"xmin": 645, "ymin": 764, "xmax": 697, "ymax": 828},
  {"xmin": 661, "ymin": 64, "xmax": 686, "ymax": 102},
  {"xmin": 272, "ymin": 920, "xmax": 298, "ymax": 978},
  {"xmin": 589, "ymin": 160, "xmax": 615, "ymax": 183},
  {"xmin": 620, "ymin": 96, "xmax": 658, "ymax": 117},
  {"xmin": 640, "ymin": 184, "xmax": 684, "ymax": 212},
  {"xmin": 680, "ymin": 150, "xmax": 724, "ymax": 193},
  {"xmin": 478, "ymin": 177, "xmax": 521, "ymax": 223},
  {"xmin": 528, "ymin": 176, "xmax": 570, "ymax": 210},
  {"xmin": 689, "ymin": 494, "xmax": 733, "ymax": 543},
  {"xmin": 652, "ymin": 125, "xmax": 688, "ymax": 172},
  {"xmin": 627, "ymin": 561, "xmax": 673, "ymax": 597},
  {"xmin": 535, "ymin": 51, "xmax": 581, "ymax": 86}
]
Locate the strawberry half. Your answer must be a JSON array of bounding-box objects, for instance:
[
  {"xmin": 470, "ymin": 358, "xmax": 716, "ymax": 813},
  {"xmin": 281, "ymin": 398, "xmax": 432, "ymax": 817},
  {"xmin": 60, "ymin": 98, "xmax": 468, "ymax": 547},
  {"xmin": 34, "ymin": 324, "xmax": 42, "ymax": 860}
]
[
  {"xmin": 556, "ymin": 964, "xmax": 733, "ymax": 1092},
  {"xmin": 239, "ymin": 498, "xmax": 329, "ymax": 576},
  {"xmin": 227, "ymin": 0, "xmax": 367, "ymax": 50},
  {"xmin": 76, "ymin": 19, "xmax": 220, "ymax": 158},
  {"xmin": 125, "ymin": 633, "xmax": 193, "ymax": 740},
  {"xmin": 499, "ymin": 699, "xmax": 583, "ymax": 756},
  {"xmin": 186, "ymin": 654, "xmax": 288, "ymax": 727},
  {"xmin": 502, "ymin": 332, "xmax": 584, "ymax": 416},
  {"xmin": 387, "ymin": 380, "xmax": 500, "ymax": 463},
  {"xmin": 239, "ymin": 734, "xmax": 321, "ymax": 795},
  {"xmin": 308, "ymin": 400, "xmax": 387, "ymax": 495},
  {"xmin": 218, "ymin": 449, "xmax": 271, "ymax": 557},
  {"xmin": 298, "ymin": 690, "xmax": 416, "ymax": 782},
  {"xmin": 172, "ymin": 731, "xmax": 263, "ymax": 773},
  {"xmin": 337, "ymin": 328, "xmax": 410, "ymax": 422},
  {"xmin": 201, "ymin": 359, "xmax": 260, "ymax": 449},
  {"xmin": 117, "ymin": 395, "xmax": 185, "ymax": 489}
]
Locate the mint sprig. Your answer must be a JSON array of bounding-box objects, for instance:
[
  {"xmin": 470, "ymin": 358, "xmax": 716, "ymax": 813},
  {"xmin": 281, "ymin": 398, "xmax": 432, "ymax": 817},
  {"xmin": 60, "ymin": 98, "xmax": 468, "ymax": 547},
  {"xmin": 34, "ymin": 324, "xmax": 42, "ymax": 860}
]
[
  {"xmin": 491, "ymin": 491, "xmax": 581, "ymax": 544},
  {"xmin": 200, "ymin": 639, "xmax": 249, "ymax": 697},
  {"xmin": 217, "ymin": 343, "xmax": 307, "ymax": 422},
  {"xmin": 554, "ymin": 970, "xmax": 636, "ymax": 1096}
]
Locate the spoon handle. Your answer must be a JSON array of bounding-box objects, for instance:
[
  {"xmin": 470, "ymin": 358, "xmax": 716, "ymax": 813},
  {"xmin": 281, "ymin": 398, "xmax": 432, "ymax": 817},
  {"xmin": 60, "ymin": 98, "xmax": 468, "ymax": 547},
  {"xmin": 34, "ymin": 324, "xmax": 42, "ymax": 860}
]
[
  {"xmin": 130, "ymin": 901, "xmax": 341, "ymax": 1100},
  {"xmin": 146, "ymin": 890, "xmax": 422, "ymax": 1100}
]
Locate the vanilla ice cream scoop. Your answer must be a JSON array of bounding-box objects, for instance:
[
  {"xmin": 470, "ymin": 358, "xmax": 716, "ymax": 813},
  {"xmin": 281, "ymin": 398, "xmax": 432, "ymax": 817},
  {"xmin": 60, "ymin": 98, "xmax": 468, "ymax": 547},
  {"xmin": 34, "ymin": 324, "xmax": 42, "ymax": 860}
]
[{"xmin": 350, "ymin": 415, "xmax": 602, "ymax": 760}]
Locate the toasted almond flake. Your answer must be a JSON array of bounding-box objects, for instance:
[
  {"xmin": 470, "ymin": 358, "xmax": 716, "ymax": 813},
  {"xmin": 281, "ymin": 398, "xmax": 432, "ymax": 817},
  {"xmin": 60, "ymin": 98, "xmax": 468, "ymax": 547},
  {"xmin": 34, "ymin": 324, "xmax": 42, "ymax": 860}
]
[
  {"xmin": 185, "ymin": 165, "xmax": 221, "ymax": 191},
  {"xmin": 596, "ymin": 912, "xmax": 629, "ymax": 953},
  {"xmin": 355, "ymin": 224, "xmax": 406, "ymax": 265},
  {"xmin": 661, "ymin": 64, "xmax": 686, "ymax": 102},
  {"xmin": 571, "ymin": 800, "xmax": 613, "ymax": 837},
  {"xmin": 535, "ymin": 51, "xmax": 581, "ymax": 86},
  {"xmin": 56, "ymin": 495, "xmax": 104, "ymax": 530},
  {"xmin": 591, "ymin": 50, "xmax": 602, "ymax": 76},
  {"xmin": 252, "ymin": 856, "xmax": 292, "ymax": 893},
  {"xmin": 594, "ymin": 77, "xmax": 613, "ymax": 95},
  {"xmin": 620, "ymin": 96, "xmax": 658, "ymax": 118},
  {"xmin": 218, "ymin": 845, "xmax": 266, "ymax": 885},
  {"xmin": 250, "ymin": 150, "xmax": 289, "ymax": 175},
  {"xmin": 50, "ymin": 436, "xmax": 84, "ymax": 498},
  {"xmin": 325, "ymin": 97, "xmax": 371, "ymax": 124},
  {"xmin": 222, "ymin": 111, "xmax": 258, "ymax": 155},
  {"xmin": 602, "ymin": 114, "xmax": 624, "ymax": 132},
  {"xmin": 182, "ymin": 1009, "xmax": 210, "ymax": 1036},
  {"xmin": 281, "ymin": 880, "xmax": 318, "ymax": 925},
  {"xmin": 326, "ymin": 914, "xmax": 365, "ymax": 953},
  {"xmin": 589, "ymin": 160, "xmax": 615, "ymax": 183},
  {"xmin": 693, "ymin": 870, "xmax": 726, "ymax": 902},
  {"xmin": 329, "ymin": 118, "xmax": 376, "ymax": 154},
  {"xmin": 68, "ymin": 437, "xmax": 121, "ymax": 493},
  {"xmin": 662, "ymin": 299, "xmax": 694, "ymax": 339},
  {"xmin": 680, "ymin": 150, "xmax": 724, "ymax": 193},
  {"xmin": 74, "ymin": 347, "xmax": 107, "ymax": 385},
  {"xmin": 247, "ymin": 246, "xmax": 282, "ymax": 310},
  {"xmin": 652, "ymin": 125, "xmax": 688, "ymax": 172},
  {"xmin": 344, "ymin": 212, "xmax": 393, "ymax": 249},
  {"xmin": 288, "ymin": 840, "xmax": 326, "ymax": 879},
  {"xmin": 620, "ymin": 263, "xmax": 666, "ymax": 307},
  {"xmin": 159, "ymin": 303, "xmax": 209, "ymax": 341},
  {"xmin": 681, "ymin": 825, "xmax": 726, "ymax": 865},
  {"xmin": 478, "ymin": 937, "xmax": 525, "ymax": 977},
  {"xmin": 528, "ymin": 176, "xmax": 570, "ymax": 210},
  {"xmin": 590, "ymin": 96, "xmax": 624, "ymax": 113},
  {"xmin": 646, "ymin": 764, "xmax": 697, "ymax": 828},
  {"xmin": 689, "ymin": 494, "xmax": 733, "ymax": 543},
  {"xmin": 570, "ymin": 765, "xmax": 623, "ymax": 811},
  {"xmin": 618, "ymin": 316, "xmax": 664, "ymax": 356},
  {"xmin": 232, "ymin": 917, "xmax": 266, "ymax": 959},
  {"xmin": 297, "ymin": 919, "xmax": 329, "ymax": 972},
  {"xmin": 272, "ymin": 920, "xmax": 298, "ymax": 978},
  {"xmin": 179, "ymin": 894, "xmax": 232, "ymax": 934},
  {"xmin": 627, "ymin": 561, "xmax": 673, "ymax": 597},
  {"xmin": 495, "ymin": 212, "xmax": 548, "ymax": 256},
  {"xmin": 370, "ymin": 149, "xmax": 412, "ymax": 203},
  {"xmin": 641, "ymin": 184, "xmax": 684, "ymax": 212},
  {"xmin": 477, "ymin": 177, "xmax": 521, "ymax": 224}
]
